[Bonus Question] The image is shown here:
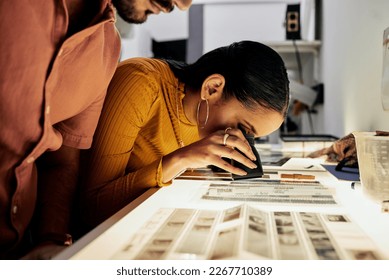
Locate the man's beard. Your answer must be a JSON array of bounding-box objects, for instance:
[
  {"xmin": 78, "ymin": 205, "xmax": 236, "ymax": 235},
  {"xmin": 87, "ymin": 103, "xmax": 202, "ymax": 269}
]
[{"xmin": 112, "ymin": 0, "xmax": 175, "ymax": 24}]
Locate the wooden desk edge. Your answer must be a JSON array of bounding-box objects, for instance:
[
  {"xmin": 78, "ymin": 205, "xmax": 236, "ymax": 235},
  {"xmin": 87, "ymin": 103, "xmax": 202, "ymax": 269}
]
[{"xmin": 53, "ymin": 187, "xmax": 159, "ymax": 260}]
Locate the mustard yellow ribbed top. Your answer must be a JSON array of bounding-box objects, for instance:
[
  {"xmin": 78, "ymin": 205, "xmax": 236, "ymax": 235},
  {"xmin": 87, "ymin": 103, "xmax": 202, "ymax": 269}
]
[{"xmin": 81, "ymin": 58, "xmax": 199, "ymax": 227}]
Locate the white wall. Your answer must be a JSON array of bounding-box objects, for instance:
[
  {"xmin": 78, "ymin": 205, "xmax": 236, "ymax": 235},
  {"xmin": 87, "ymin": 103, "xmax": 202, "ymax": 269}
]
[
  {"xmin": 203, "ymin": 3, "xmax": 287, "ymax": 52},
  {"xmin": 321, "ymin": 0, "xmax": 389, "ymax": 137},
  {"xmin": 117, "ymin": 8, "xmax": 189, "ymax": 61},
  {"xmin": 202, "ymin": 0, "xmax": 316, "ymax": 52}
]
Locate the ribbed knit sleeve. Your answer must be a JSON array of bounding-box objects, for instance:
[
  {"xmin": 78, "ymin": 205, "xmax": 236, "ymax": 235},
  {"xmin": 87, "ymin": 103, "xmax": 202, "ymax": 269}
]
[{"xmin": 81, "ymin": 59, "xmax": 173, "ymax": 227}]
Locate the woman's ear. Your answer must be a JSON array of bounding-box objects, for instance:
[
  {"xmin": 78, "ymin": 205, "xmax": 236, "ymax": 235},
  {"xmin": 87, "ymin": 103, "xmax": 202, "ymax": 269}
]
[{"xmin": 200, "ymin": 74, "xmax": 225, "ymax": 100}]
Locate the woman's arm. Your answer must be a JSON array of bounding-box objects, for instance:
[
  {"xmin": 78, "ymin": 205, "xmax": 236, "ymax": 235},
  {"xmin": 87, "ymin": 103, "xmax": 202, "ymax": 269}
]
[{"xmin": 81, "ymin": 61, "xmax": 163, "ymax": 228}]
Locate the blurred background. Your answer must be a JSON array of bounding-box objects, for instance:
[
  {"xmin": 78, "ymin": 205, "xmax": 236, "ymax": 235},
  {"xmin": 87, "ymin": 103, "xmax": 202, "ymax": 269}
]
[{"xmin": 115, "ymin": 0, "xmax": 389, "ymax": 141}]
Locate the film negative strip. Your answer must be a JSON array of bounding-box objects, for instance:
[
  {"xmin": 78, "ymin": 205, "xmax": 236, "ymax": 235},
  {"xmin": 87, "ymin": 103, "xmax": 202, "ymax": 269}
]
[
  {"xmin": 299, "ymin": 212, "xmax": 341, "ymax": 260},
  {"xmin": 244, "ymin": 207, "xmax": 272, "ymax": 258},
  {"xmin": 202, "ymin": 180, "xmax": 337, "ymax": 205},
  {"xmin": 135, "ymin": 209, "xmax": 195, "ymax": 260},
  {"xmin": 175, "ymin": 210, "xmax": 218, "ymax": 256},
  {"xmin": 273, "ymin": 211, "xmax": 307, "ymax": 259}
]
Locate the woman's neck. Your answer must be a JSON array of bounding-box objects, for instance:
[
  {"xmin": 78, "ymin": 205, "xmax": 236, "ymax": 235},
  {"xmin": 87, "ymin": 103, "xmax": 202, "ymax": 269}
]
[{"xmin": 182, "ymin": 87, "xmax": 200, "ymax": 125}]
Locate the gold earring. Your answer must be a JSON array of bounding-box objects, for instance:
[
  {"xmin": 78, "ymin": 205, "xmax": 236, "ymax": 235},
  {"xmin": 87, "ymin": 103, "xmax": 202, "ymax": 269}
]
[{"xmin": 196, "ymin": 98, "xmax": 209, "ymax": 129}]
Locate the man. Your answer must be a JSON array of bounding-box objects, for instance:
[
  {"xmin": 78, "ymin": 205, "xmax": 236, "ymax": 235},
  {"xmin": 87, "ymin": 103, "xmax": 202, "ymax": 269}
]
[{"xmin": 0, "ymin": 0, "xmax": 192, "ymax": 259}]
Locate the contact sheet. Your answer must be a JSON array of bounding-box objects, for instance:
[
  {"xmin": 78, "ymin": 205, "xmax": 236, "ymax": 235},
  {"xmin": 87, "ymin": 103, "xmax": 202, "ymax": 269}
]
[{"xmin": 112, "ymin": 205, "xmax": 381, "ymax": 260}]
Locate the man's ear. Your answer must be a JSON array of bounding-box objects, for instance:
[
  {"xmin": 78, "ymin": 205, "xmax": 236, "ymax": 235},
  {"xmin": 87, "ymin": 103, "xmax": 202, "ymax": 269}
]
[{"xmin": 200, "ymin": 74, "xmax": 225, "ymax": 100}]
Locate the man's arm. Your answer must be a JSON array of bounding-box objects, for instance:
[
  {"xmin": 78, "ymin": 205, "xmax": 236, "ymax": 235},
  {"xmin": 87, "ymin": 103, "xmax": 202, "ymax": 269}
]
[
  {"xmin": 24, "ymin": 145, "xmax": 80, "ymax": 259},
  {"xmin": 308, "ymin": 131, "xmax": 389, "ymax": 163}
]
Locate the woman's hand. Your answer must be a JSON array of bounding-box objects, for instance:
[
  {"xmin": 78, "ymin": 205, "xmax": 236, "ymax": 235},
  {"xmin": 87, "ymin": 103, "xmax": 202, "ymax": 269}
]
[{"xmin": 162, "ymin": 128, "xmax": 258, "ymax": 182}]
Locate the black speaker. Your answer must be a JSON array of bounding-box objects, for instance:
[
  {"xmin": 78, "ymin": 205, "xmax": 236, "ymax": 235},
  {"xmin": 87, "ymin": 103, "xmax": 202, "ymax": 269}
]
[
  {"xmin": 152, "ymin": 39, "xmax": 187, "ymax": 62},
  {"xmin": 285, "ymin": 4, "xmax": 301, "ymax": 40}
]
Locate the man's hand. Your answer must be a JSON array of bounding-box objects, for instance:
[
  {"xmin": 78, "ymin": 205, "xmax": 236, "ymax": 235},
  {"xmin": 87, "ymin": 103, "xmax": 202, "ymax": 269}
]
[
  {"xmin": 308, "ymin": 133, "xmax": 356, "ymax": 162},
  {"xmin": 308, "ymin": 131, "xmax": 389, "ymax": 166}
]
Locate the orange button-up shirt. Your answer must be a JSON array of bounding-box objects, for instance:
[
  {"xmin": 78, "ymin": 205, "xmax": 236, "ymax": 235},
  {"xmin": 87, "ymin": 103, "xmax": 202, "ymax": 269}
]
[{"xmin": 0, "ymin": 0, "xmax": 121, "ymax": 257}]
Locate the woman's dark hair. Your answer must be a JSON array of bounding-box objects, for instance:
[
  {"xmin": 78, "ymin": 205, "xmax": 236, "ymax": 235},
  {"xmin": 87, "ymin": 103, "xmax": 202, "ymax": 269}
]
[{"xmin": 165, "ymin": 41, "xmax": 289, "ymax": 115}]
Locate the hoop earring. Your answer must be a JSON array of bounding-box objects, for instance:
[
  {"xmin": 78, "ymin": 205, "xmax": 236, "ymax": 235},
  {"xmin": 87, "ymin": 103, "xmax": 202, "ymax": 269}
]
[{"xmin": 196, "ymin": 98, "xmax": 209, "ymax": 129}]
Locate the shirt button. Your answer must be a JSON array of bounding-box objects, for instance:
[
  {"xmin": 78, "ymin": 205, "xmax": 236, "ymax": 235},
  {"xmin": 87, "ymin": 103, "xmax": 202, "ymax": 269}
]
[
  {"xmin": 12, "ymin": 205, "xmax": 18, "ymax": 215},
  {"xmin": 26, "ymin": 156, "xmax": 35, "ymax": 164},
  {"xmin": 58, "ymin": 48, "xmax": 64, "ymax": 56},
  {"xmin": 45, "ymin": 105, "xmax": 50, "ymax": 115}
]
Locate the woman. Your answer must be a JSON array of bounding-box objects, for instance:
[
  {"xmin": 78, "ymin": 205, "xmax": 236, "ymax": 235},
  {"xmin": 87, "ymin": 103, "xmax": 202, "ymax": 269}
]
[{"xmin": 80, "ymin": 41, "xmax": 290, "ymax": 228}]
